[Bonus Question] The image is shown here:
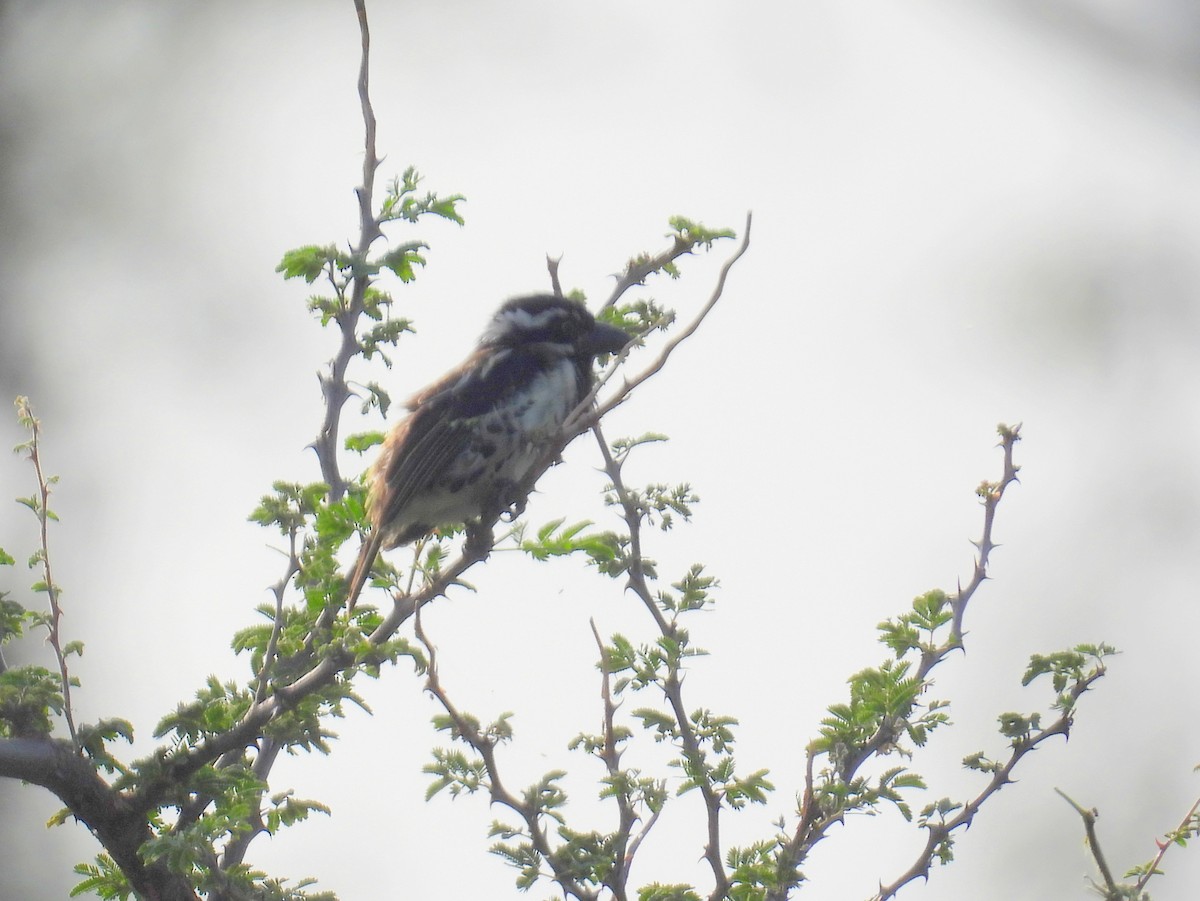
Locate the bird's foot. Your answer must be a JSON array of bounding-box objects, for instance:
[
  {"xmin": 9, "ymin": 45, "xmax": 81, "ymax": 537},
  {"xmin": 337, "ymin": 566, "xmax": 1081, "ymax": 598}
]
[
  {"xmin": 494, "ymin": 478, "xmax": 528, "ymax": 523},
  {"xmin": 465, "ymin": 520, "xmax": 495, "ymax": 559}
]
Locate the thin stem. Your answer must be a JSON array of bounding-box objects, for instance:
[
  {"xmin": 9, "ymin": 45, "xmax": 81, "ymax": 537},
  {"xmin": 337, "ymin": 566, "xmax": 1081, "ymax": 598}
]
[
  {"xmin": 589, "ymin": 618, "xmax": 632, "ymax": 901},
  {"xmin": 592, "ymin": 428, "xmax": 671, "ymax": 635},
  {"xmin": 570, "ymin": 212, "xmax": 753, "ymax": 434},
  {"xmin": 253, "ymin": 527, "xmax": 300, "ymax": 705},
  {"xmin": 314, "ymin": 0, "xmax": 385, "ymax": 498},
  {"xmin": 1136, "ymin": 794, "xmax": 1200, "ymax": 892},
  {"xmin": 601, "ymin": 217, "xmax": 745, "ymax": 312},
  {"xmin": 592, "ymin": 421, "xmax": 729, "ymax": 901},
  {"xmin": 15, "ymin": 398, "xmax": 79, "ymax": 749},
  {"xmin": 414, "ymin": 611, "xmax": 599, "ymax": 901},
  {"xmin": 945, "ymin": 423, "xmax": 1023, "ymax": 652}
]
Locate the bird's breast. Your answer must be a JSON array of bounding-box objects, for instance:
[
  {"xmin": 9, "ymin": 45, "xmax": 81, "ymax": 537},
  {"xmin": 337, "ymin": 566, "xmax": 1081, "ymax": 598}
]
[
  {"xmin": 503, "ymin": 361, "xmax": 580, "ymax": 436},
  {"xmin": 429, "ymin": 360, "xmax": 582, "ymax": 505}
]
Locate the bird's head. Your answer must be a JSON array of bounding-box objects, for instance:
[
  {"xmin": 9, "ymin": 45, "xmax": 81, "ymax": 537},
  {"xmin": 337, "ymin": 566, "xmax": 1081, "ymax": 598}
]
[{"xmin": 480, "ymin": 295, "xmax": 630, "ymax": 359}]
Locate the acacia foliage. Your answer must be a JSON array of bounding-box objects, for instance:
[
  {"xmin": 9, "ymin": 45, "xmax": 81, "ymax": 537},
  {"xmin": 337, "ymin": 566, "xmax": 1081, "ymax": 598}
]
[{"xmin": 3, "ymin": 3, "xmax": 1194, "ymax": 901}]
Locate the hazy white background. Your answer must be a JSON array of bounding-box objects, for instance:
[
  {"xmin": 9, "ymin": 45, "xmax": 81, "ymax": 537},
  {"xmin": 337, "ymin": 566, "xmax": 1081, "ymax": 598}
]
[{"xmin": 2, "ymin": 2, "xmax": 1199, "ymax": 899}]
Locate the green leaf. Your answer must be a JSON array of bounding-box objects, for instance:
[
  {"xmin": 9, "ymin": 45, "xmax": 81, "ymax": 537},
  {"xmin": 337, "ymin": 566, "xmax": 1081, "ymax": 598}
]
[
  {"xmin": 520, "ymin": 519, "xmax": 615, "ymax": 561},
  {"xmin": 276, "ymin": 244, "xmax": 337, "ymax": 284},
  {"xmin": 602, "ymin": 300, "xmax": 675, "ymax": 341},
  {"xmin": 0, "ymin": 665, "xmax": 65, "ymax": 736},
  {"xmin": 375, "ymin": 243, "xmax": 428, "ymax": 283},
  {"xmin": 963, "ymin": 751, "xmax": 1002, "ymax": 774},
  {"xmin": 638, "ymin": 884, "xmax": 702, "ymax": 901},
  {"xmin": 345, "ymin": 431, "xmax": 385, "ymax": 453},
  {"xmin": 378, "ymin": 168, "xmax": 466, "ymax": 224},
  {"xmin": 0, "ymin": 598, "xmax": 30, "ymax": 643},
  {"xmin": 997, "ymin": 711, "xmax": 1040, "ymax": 742},
  {"xmin": 360, "ymin": 318, "xmax": 415, "ymax": 361},
  {"xmin": 611, "ymin": 433, "xmax": 670, "ymax": 461},
  {"xmin": 633, "ymin": 707, "xmax": 678, "ymax": 741},
  {"xmin": 71, "ymin": 855, "xmax": 133, "ymax": 899}
]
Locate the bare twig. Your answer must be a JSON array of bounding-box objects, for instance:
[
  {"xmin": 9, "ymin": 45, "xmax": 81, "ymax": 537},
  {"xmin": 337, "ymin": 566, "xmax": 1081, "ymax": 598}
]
[
  {"xmin": 625, "ymin": 798, "xmax": 663, "ymax": 877},
  {"xmin": 547, "ymin": 254, "xmax": 564, "ymax": 298},
  {"xmin": 1055, "ymin": 788, "xmax": 1118, "ymax": 893}
]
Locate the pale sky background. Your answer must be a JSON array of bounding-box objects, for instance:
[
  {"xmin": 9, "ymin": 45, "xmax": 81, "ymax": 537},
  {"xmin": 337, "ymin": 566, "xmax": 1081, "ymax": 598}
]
[{"xmin": 2, "ymin": 2, "xmax": 1199, "ymax": 900}]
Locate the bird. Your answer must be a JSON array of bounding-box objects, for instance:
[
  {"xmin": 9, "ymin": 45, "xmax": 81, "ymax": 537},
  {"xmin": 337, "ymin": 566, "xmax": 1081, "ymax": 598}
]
[{"xmin": 345, "ymin": 293, "xmax": 630, "ymax": 610}]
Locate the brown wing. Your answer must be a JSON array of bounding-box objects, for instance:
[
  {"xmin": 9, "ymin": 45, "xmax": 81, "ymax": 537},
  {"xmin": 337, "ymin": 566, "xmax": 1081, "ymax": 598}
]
[
  {"xmin": 367, "ymin": 342, "xmax": 579, "ymax": 545},
  {"xmin": 366, "ymin": 350, "xmax": 487, "ymax": 543}
]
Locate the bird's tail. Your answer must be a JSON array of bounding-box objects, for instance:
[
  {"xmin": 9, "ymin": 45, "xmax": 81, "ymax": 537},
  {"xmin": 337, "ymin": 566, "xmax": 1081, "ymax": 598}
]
[{"xmin": 345, "ymin": 529, "xmax": 384, "ymax": 613}]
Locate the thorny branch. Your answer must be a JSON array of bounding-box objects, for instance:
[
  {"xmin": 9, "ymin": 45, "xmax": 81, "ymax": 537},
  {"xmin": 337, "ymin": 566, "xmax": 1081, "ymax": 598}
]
[
  {"xmin": 1055, "ymin": 789, "xmax": 1119, "ymax": 892},
  {"xmin": 1056, "ymin": 787, "xmax": 1200, "ymax": 899},
  {"xmin": 768, "ymin": 426, "xmax": 1026, "ymax": 901},
  {"xmin": 872, "ymin": 663, "xmax": 1107, "ymax": 901},
  {"xmin": 858, "ymin": 425, "xmax": 1023, "ymax": 779}
]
